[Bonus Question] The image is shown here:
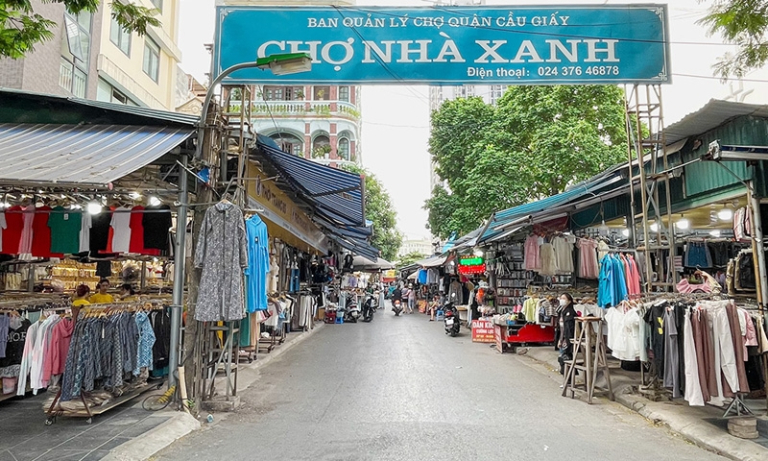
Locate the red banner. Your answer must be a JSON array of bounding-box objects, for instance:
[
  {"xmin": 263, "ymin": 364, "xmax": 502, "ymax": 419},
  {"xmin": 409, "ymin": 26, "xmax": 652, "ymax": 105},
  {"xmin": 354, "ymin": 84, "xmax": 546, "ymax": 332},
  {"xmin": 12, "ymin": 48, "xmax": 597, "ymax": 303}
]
[{"xmin": 471, "ymin": 318, "xmax": 495, "ymax": 343}]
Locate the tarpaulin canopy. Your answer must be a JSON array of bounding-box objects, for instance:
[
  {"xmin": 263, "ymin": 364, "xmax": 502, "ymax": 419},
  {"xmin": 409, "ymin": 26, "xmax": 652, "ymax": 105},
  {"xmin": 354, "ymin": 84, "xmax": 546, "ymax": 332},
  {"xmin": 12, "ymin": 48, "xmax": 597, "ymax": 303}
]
[
  {"xmin": 0, "ymin": 123, "xmax": 193, "ymax": 186},
  {"xmin": 353, "ymin": 256, "xmax": 395, "ymax": 271}
]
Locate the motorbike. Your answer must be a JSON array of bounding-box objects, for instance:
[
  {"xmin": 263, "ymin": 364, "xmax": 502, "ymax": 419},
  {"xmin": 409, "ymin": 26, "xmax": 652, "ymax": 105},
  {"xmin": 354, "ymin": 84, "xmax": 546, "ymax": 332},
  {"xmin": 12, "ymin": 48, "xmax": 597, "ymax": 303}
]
[
  {"xmin": 362, "ymin": 293, "xmax": 377, "ymax": 322},
  {"xmin": 343, "ymin": 296, "xmax": 361, "ymax": 323},
  {"xmin": 392, "ymin": 299, "xmax": 403, "ymax": 316},
  {"xmin": 443, "ymin": 301, "xmax": 460, "ymax": 337}
]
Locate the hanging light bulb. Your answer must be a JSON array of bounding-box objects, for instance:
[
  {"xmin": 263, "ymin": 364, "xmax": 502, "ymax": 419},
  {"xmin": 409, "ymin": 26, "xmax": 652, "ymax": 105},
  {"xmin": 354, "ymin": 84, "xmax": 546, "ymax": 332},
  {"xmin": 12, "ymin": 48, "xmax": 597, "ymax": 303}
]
[
  {"xmin": 598, "ymin": 219, "xmax": 609, "ymax": 236},
  {"xmin": 473, "ymin": 248, "xmax": 484, "ymax": 257},
  {"xmin": 621, "ymin": 228, "xmax": 630, "ymax": 237},
  {"xmin": 718, "ymin": 206, "xmax": 733, "ymax": 221},
  {"xmin": 650, "ymin": 222, "xmax": 659, "ymax": 232},
  {"xmin": 675, "ymin": 215, "xmax": 690, "ymax": 230},
  {"xmin": 87, "ymin": 201, "xmax": 102, "ymax": 215},
  {"xmin": 149, "ymin": 196, "xmax": 161, "ymax": 206}
]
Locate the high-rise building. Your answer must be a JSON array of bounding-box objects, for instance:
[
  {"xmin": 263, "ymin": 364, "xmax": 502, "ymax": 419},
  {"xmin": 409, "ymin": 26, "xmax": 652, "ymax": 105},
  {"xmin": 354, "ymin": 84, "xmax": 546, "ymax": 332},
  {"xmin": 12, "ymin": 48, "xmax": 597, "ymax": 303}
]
[
  {"xmin": 222, "ymin": 0, "xmax": 363, "ymax": 166},
  {"xmin": 0, "ymin": 0, "xmax": 181, "ymax": 110}
]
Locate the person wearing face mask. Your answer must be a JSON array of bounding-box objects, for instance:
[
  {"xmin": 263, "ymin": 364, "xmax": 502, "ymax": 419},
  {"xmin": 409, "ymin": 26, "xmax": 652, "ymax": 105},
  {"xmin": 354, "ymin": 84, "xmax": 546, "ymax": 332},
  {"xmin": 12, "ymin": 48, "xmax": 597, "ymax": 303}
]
[{"xmin": 556, "ymin": 293, "xmax": 577, "ymax": 377}]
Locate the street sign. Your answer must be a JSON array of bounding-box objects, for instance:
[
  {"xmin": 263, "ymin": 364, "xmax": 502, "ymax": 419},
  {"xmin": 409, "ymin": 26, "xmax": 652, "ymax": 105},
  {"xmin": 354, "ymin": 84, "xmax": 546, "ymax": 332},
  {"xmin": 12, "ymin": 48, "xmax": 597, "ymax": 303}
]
[{"xmin": 213, "ymin": 5, "xmax": 670, "ymax": 85}]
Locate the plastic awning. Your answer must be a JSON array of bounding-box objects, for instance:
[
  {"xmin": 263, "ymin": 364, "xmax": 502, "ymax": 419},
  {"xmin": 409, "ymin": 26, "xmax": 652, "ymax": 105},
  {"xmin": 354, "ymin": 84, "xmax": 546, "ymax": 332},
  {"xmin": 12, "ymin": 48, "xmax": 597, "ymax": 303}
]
[
  {"xmin": 353, "ymin": 256, "xmax": 395, "ymax": 271},
  {"xmin": 0, "ymin": 123, "xmax": 193, "ymax": 186},
  {"xmin": 254, "ymin": 138, "xmax": 365, "ymax": 227},
  {"xmin": 326, "ymin": 232, "xmax": 379, "ymax": 261},
  {"xmin": 415, "ymin": 254, "xmax": 448, "ymax": 268}
]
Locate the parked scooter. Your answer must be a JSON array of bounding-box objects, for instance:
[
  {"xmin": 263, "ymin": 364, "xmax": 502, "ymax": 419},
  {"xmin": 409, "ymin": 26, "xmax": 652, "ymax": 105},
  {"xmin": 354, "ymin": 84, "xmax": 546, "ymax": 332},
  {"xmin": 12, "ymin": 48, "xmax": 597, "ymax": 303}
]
[
  {"xmin": 344, "ymin": 296, "xmax": 361, "ymax": 323},
  {"xmin": 443, "ymin": 298, "xmax": 460, "ymax": 337},
  {"xmin": 362, "ymin": 293, "xmax": 377, "ymax": 322},
  {"xmin": 392, "ymin": 299, "xmax": 403, "ymax": 316}
]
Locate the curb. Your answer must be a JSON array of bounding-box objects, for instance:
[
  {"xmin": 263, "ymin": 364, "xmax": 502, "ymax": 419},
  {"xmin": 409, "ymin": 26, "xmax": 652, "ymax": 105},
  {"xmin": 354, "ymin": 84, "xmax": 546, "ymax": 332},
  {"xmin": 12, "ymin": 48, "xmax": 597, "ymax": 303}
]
[
  {"xmin": 100, "ymin": 412, "xmax": 201, "ymax": 461},
  {"xmin": 105, "ymin": 323, "xmax": 325, "ymax": 461},
  {"xmin": 514, "ymin": 347, "xmax": 768, "ymax": 461}
]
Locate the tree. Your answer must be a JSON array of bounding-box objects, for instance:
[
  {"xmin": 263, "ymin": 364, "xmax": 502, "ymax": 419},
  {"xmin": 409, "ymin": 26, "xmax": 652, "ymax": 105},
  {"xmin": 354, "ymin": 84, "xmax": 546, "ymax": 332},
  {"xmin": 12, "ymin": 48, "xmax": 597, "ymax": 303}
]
[
  {"xmin": 343, "ymin": 164, "xmax": 403, "ymax": 261},
  {"xmin": 1, "ymin": 0, "xmax": 159, "ymax": 59},
  {"xmin": 698, "ymin": 0, "xmax": 768, "ymax": 78},
  {"xmin": 397, "ymin": 251, "xmax": 428, "ymax": 268},
  {"xmin": 425, "ymin": 86, "xmax": 628, "ymax": 240}
]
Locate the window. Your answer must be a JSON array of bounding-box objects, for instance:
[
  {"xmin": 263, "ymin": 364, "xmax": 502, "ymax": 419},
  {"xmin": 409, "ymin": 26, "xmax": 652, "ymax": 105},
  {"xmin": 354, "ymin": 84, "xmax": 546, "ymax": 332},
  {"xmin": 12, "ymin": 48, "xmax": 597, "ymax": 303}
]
[
  {"xmin": 270, "ymin": 133, "xmax": 303, "ymax": 157},
  {"xmin": 263, "ymin": 86, "xmax": 284, "ymax": 101},
  {"xmin": 97, "ymin": 79, "xmax": 138, "ymax": 105},
  {"xmin": 150, "ymin": 0, "xmax": 163, "ymax": 11},
  {"xmin": 313, "ymin": 86, "xmax": 330, "ymax": 100},
  {"xmin": 59, "ymin": 11, "xmax": 91, "ymax": 97},
  {"xmin": 263, "ymin": 86, "xmax": 303, "ymax": 101},
  {"xmin": 110, "ymin": 17, "xmax": 131, "ymax": 55},
  {"xmin": 338, "ymin": 86, "xmax": 350, "ymax": 102},
  {"xmin": 338, "ymin": 138, "xmax": 350, "ymax": 160},
  {"xmin": 143, "ymin": 37, "xmax": 160, "ymax": 82}
]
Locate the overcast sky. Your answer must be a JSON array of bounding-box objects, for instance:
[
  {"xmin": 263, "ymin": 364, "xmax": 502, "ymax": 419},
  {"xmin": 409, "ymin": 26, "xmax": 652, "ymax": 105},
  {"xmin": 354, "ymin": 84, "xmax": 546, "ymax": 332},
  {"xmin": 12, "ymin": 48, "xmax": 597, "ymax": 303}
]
[{"xmin": 178, "ymin": 0, "xmax": 751, "ymax": 241}]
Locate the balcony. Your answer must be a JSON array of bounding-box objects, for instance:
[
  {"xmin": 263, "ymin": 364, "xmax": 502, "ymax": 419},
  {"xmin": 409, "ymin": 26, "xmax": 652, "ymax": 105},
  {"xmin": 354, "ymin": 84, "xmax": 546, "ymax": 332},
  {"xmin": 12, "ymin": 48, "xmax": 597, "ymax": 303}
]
[{"xmin": 227, "ymin": 100, "xmax": 361, "ymax": 120}]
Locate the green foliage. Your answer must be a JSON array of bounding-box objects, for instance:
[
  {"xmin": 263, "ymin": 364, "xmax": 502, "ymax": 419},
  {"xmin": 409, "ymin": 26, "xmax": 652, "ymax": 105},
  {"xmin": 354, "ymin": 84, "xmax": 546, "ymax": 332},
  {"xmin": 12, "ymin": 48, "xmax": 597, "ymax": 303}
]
[
  {"xmin": 397, "ymin": 251, "xmax": 428, "ymax": 268},
  {"xmin": 1, "ymin": 0, "xmax": 160, "ymax": 59},
  {"xmin": 425, "ymin": 86, "xmax": 628, "ymax": 240},
  {"xmin": 698, "ymin": 0, "xmax": 768, "ymax": 78},
  {"xmin": 343, "ymin": 164, "xmax": 403, "ymax": 261}
]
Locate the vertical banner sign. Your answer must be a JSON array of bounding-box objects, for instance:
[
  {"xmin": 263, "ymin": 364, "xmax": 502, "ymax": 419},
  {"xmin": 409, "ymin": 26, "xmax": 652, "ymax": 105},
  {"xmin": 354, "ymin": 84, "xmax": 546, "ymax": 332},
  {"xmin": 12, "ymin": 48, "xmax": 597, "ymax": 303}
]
[
  {"xmin": 213, "ymin": 5, "xmax": 670, "ymax": 85},
  {"xmin": 472, "ymin": 318, "xmax": 496, "ymax": 343}
]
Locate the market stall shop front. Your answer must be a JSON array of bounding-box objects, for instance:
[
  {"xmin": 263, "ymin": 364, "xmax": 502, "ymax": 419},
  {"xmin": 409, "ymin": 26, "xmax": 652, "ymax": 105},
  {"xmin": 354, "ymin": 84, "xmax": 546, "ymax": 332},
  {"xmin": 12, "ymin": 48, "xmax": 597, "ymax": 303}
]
[{"xmin": 0, "ymin": 89, "xmax": 197, "ymax": 424}]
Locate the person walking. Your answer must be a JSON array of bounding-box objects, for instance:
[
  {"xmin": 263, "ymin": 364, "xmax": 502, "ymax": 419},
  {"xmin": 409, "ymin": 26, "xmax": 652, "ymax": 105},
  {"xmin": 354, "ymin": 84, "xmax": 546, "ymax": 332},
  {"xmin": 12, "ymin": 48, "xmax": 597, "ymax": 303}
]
[{"xmin": 407, "ymin": 284, "xmax": 416, "ymax": 314}]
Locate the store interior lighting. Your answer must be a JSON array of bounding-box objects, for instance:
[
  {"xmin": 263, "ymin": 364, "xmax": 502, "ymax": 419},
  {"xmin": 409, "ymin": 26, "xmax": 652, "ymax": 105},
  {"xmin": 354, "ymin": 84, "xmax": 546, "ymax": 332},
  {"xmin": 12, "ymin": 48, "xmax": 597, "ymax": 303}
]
[
  {"xmin": 650, "ymin": 222, "xmax": 659, "ymax": 232},
  {"xmin": 621, "ymin": 228, "xmax": 630, "ymax": 237},
  {"xmin": 710, "ymin": 229, "xmax": 722, "ymax": 237},
  {"xmin": 149, "ymin": 196, "xmax": 161, "ymax": 206},
  {"xmin": 473, "ymin": 248, "xmax": 484, "ymax": 257},
  {"xmin": 87, "ymin": 201, "xmax": 102, "ymax": 215},
  {"xmin": 675, "ymin": 215, "xmax": 690, "ymax": 230},
  {"xmin": 718, "ymin": 206, "xmax": 733, "ymax": 221},
  {"xmin": 129, "ymin": 191, "xmax": 142, "ymax": 200}
]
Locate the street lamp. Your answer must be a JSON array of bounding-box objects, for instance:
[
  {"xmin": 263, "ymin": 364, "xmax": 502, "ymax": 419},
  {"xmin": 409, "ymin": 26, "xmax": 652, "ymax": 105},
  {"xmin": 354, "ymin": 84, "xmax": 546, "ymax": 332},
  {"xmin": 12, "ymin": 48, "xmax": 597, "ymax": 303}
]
[
  {"xmin": 170, "ymin": 53, "xmax": 312, "ymax": 391},
  {"xmin": 194, "ymin": 53, "xmax": 313, "ymax": 161}
]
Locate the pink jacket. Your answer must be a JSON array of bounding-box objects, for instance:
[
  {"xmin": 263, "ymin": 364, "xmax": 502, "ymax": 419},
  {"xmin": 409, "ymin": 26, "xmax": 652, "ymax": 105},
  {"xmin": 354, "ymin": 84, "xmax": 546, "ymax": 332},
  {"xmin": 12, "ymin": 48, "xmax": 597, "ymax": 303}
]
[{"xmin": 42, "ymin": 318, "xmax": 74, "ymax": 382}]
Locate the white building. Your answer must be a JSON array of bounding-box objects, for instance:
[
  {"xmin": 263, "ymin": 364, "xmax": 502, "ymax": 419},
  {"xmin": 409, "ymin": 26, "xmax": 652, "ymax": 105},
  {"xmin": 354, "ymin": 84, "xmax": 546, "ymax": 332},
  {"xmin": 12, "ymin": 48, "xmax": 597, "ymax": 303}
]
[
  {"xmin": 222, "ymin": 0, "xmax": 363, "ymax": 167},
  {"xmin": 398, "ymin": 239, "xmax": 434, "ymax": 258}
]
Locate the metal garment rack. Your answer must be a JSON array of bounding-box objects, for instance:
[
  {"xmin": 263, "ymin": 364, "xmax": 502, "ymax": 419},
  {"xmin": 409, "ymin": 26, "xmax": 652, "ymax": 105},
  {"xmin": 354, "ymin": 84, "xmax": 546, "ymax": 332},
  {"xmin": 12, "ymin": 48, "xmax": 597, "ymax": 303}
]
[{"xmin": 625, "ymin": 84, "xmax": 677, "ymax": 293}]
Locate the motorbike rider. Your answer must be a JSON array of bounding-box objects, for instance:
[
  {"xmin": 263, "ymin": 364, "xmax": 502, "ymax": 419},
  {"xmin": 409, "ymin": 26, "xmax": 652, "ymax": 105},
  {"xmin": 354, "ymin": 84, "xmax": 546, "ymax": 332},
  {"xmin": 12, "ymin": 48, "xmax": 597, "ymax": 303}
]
[{"xmin": 391, "ymin": 284, "xmax": 403, "ymax": 310}]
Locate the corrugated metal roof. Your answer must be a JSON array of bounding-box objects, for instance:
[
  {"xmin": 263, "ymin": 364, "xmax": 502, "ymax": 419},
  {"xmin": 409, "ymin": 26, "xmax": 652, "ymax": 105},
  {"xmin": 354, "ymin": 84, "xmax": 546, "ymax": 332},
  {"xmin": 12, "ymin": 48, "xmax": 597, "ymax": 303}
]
[
  {"xmin": 255, "ymin": 139, "xmax": 365, "ymax": 226},
  {"xmin": 0, "ymin": 88, "xmax": 199, "ymax": 126},
  {"xmin": 327, "ymin": 232, "xmax": 379, "ymax": 261},
  {"xmin": 665, "ymin": 99, "xmax": 768, "ymax": 145},
  {"xmin": 0, "ymin": 124, "xmax": 193, "ymax": 185}
]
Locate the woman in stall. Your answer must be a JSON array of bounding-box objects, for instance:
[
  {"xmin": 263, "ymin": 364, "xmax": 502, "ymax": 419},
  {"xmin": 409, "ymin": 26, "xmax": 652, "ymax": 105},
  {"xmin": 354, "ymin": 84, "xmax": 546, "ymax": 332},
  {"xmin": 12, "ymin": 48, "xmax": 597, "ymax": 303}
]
[
  {"xmin": 120, "ymin": 284, "xmax": 138, "ymax": 302},
  {"xmin": 556, "ymin": 293, "xmax": 577, "ymax": 376}
]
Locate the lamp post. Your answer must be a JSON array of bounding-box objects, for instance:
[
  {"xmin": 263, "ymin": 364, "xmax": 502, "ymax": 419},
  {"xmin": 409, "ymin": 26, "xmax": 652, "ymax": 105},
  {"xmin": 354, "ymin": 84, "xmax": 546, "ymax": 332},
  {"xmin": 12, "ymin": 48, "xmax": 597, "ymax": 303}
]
[
  {"xmin": 193, "ymin": 53, "xmax": 312, "ymax": 161},
  {"xmin": 169, "ymin": 53, "xmax": 312, "ymax": 391}
]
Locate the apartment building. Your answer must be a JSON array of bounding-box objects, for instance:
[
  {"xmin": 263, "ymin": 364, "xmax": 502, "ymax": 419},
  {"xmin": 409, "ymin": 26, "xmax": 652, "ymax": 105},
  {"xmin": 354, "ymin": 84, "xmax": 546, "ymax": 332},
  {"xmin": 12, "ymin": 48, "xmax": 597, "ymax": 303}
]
[{"xmin": 0, "ymin": 0, "xmax": 181, "ymax": 111}]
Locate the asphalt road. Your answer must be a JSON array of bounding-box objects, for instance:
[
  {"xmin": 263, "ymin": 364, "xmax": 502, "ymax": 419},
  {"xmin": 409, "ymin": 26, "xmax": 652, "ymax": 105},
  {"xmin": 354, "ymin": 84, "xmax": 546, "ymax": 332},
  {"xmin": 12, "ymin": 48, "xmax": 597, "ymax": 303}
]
[{"xmin": 156, "ymin": 306, "xmax": 725, "ymax": 461}]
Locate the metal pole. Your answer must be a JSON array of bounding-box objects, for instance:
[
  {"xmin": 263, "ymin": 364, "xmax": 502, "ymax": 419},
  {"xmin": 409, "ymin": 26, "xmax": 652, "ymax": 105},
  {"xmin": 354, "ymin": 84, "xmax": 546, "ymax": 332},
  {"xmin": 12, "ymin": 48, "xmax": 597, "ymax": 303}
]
[
  {"xmin": 169, "ymin": 154, "xmax": 189, "ymax": 389},
  {"xmin": 748, "ymin": 182, "xmax": 768, "ymax": 310}
]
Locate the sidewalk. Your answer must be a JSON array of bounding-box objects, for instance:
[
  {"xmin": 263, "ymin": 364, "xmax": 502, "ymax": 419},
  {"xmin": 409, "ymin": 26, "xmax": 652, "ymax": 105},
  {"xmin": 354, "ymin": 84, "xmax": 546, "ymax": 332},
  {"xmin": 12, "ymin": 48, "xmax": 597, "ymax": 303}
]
[
  {"xmin": 0, "ymin": 323, "xmax": 324, "ymax": 461},
  {"xmin": 515, "ymin": 344, "xmax": 768, "ymax": 461}
]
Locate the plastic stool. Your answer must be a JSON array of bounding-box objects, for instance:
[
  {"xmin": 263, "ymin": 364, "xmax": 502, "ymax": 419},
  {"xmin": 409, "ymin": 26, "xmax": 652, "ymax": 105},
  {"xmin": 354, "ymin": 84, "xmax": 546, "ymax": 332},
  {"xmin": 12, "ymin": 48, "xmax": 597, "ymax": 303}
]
[
  {"xmin": 335, "ymin": 316, "xmax": 344, "ymax": 324},
  {"xmin": 436, "ymin": 310, "xmax": 445, "ymax": 321}
]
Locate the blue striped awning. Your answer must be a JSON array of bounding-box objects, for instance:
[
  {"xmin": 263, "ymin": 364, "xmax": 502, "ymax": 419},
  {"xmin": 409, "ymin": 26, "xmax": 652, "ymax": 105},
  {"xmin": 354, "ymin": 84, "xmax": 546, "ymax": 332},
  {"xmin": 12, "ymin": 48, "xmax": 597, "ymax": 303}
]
[
  {"xmin": 255, "ymin": 138, "xmax": 365, "ymax": 226},
  {"xmin": 0, "ymin": 123, "xmax": 193, "ymax": 185}
]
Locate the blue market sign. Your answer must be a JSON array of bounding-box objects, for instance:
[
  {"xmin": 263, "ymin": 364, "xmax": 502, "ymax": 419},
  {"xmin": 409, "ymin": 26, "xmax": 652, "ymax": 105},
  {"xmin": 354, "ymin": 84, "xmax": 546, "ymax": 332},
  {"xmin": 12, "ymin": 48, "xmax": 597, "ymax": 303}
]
[{"xmin": 213, "ymin": 5, "xmax": 671, "ymax": 85}]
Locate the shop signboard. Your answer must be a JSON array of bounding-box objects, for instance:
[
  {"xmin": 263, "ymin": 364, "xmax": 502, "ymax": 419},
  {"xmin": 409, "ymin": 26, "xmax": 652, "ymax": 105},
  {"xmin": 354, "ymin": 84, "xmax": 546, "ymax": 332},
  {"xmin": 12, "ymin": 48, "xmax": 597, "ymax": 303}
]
[
  {"xmin": 471, "ymin": 318, "xmax": 495, "ymax": 343},
  {"xmin": 246, "ymin": 164, "xmax": 328, "ymax": 253},
  {"xmin": 213, "ymin": 5, "xmax": 670, "ymax": 84}
]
